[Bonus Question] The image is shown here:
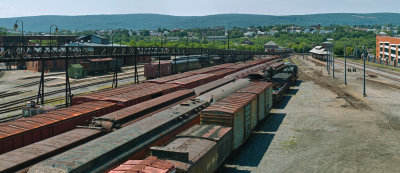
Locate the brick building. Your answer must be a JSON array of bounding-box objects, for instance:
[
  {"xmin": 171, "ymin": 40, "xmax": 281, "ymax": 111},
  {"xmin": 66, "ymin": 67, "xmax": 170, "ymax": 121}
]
[{"xmin": 376, "ymin": 32, "xmax": 400, "ymax": 67}]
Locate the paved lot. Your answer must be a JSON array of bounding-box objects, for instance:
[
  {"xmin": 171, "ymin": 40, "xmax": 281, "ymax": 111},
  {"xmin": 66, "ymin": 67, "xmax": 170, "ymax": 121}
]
[{"xmin": 222, "ymin": 56, "xmax": 400, "ymax": 173}]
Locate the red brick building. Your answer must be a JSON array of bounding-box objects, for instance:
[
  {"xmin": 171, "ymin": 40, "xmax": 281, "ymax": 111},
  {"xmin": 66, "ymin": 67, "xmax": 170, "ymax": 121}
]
[{"xmin": 376, "ymin": 32, "xmax": 400, "ymax": 67}]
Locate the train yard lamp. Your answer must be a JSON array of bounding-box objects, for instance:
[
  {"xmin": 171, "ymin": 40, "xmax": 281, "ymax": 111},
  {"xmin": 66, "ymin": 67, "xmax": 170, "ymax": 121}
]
[
  {"xmin": 14, "ymin": 19, "xmax": 24, "ymax": 46},
  {"xmin": 106, "ymin": 28, "xmax": 118, "ymax": 88},
  {"xmin": 49, "ymin": 24, "xmax": 59, "ymax": 46},
  {"xmin": 344, "ymin": 45, "xmax": 347, "ymax": 85},
  {"xmin": 228, "ymin": 29, "xmax": 229, "ymax": 50},
  {"xmin": 14, "ymin": 19, "xmax": 24, "ymax": 69},
  {"xmin": 363, "ymin": 46, "xmax": 367, "ymax": 97}
]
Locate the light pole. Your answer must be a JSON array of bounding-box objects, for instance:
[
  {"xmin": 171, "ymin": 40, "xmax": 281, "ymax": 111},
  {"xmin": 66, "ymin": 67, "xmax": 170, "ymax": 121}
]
[
  {"xmin": 344, "ymin": 45, "xmax": 347, "ymax": 85},
  {"xmin": 49, "ymin": 24, "xmax": 59, "ymax": 46},
  {"xmin": 227, "ymin": 29, "xmax": 230, "ymax": 50},
  {"xmin": 106, "ymin": 28, "xmax": 118, "ymax": 88},
  {"xmin": 363, "ymin": 46, "xmax": 366, "ymax": 97},
  {"xmin": 14, "ymin": 19, "xmax": 24, "ymax": 46},
  {"xmin": 14, "ymin": 19, "xmax": 24, "ymax": 69},
  {"xmin": 332, "ymin": 46, "xmax": 335, "ymax": 78}
]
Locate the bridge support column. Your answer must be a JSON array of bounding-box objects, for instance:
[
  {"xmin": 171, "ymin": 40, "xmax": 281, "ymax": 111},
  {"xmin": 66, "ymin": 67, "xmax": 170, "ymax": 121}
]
[
  {"xmin": 112, "ymin": 58, "xmax": 118, "ymax": 88},
  {"xmin": 65, "ymin": 48, "xmax": 72, "ymax": 107},
  {"xmin": 36, "ymin": 60, "xmax": 45, "ymax": 105},
  {"xmin": 134, "ymin": 47, "xmax": 139, "ymax": 83}
]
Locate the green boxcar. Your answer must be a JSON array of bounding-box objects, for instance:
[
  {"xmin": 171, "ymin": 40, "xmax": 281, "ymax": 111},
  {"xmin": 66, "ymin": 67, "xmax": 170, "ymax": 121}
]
[{"xmin": 68, "ymin": 64, "xmax": 87, "ymax": 79}]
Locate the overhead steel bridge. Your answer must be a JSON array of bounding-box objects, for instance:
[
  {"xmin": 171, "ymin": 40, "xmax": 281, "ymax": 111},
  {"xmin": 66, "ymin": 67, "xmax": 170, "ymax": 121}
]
[{"xmin": 0, "ymin": 46, "xmax": 290, "ymax": 62}]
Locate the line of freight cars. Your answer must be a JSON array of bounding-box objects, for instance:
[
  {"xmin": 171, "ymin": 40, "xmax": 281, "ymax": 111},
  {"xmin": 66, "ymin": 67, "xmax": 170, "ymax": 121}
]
[
  {"xmin": 26, "ymin": 63, "xmax": 297, "ymax": 173},
  {"xmin": 144, "ymin": 54, "xmax": 256, "ymax": 79},
  {"xmin": 108, "ymin": 67, "xmax": 298, "ymax": 173},
  {"xmin": 0, "ymin": 57, "xmax": 282, "ymax": 172}
]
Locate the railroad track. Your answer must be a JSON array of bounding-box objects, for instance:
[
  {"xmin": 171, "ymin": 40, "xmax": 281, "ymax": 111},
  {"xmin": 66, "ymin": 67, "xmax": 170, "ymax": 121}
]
[
  {"xmin": 335, "ymin": 60, "xmax": 400, "ymax": 83},
  {"xmin": 0, "ymin": 91, "xmax": 26, "ymax": 99},
  {"xmin": 16, "ymin": 78, "xmax": 57, "ymax": 88},
  {"xmin": 19, "ymin": 72, "xmax": 65, "ymax": 80},
  {"xmin": 0, "ymin": 72, "xmax": 144, "ymax": 116}
]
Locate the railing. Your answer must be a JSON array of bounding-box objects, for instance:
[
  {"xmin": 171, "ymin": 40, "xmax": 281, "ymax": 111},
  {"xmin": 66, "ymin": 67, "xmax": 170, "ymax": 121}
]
[{"xmin": 0, "ymin": 46, "xmax": 292, "ymax": 62}]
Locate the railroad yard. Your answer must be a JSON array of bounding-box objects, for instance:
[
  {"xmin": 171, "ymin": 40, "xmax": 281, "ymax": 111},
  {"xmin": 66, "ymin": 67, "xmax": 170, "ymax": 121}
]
[
  {"xmin": 222, "ymin": 55, "xmax": 400, "ymax": 172},
  {"xmin": 1, "ymin": 46, "xmax": 400, "ymax": 173},
  {"xmin": 0, "ymin": 52, "xmax": 297, "ymax": 173}
]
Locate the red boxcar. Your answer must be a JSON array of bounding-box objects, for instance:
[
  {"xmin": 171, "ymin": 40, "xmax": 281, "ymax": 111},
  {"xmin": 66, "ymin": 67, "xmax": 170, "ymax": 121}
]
[
  {"xmin": 72, "ymin": 83, "xmax": 157, "ymax": 105},
  {"xmin": 0, "ymin": 101, "xmax": 116, "ymax": 154},
  {"xmin": 167, "ymin": 74, "xmax": 216, "ymax": 89},
  {"xmin": 102, "ymin": 84, "xmax": 179, "ymax": 108},
  {"xmin": 146, "ymin": 72, "xmax": 194, "ymax": 84}
]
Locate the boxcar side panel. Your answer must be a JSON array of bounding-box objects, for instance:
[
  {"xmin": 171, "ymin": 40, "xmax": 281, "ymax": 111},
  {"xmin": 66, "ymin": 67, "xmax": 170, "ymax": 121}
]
[
  {"xmin": 259, "ymin": 90, "xmax": 266, "ymax": 121},
  {"xmin": 233, "ymin": 109, "xmax": 244, "ymax": 150},
  {"xmin": 250, "ymin": 98, "xmax": 258, "ymax": 130},
  {"xmin": 244, "ymin": 104, "xmax": 251, "ymax": 139}
]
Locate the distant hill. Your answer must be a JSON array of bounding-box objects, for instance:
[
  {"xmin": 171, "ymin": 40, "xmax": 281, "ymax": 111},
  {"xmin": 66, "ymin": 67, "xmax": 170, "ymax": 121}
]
[{"xmin": 0, "ymin": 13, "xmax": 399, "ymax": 32}]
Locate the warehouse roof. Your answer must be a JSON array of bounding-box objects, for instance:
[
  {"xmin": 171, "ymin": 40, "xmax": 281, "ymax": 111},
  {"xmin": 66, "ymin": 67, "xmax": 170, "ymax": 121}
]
[{"xmin": 309, "ymin": 46, "xmax": 328, "ymax": 55}]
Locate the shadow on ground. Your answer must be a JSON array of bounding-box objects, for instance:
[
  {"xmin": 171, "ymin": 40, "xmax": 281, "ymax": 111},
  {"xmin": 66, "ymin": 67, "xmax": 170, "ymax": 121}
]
[
  {"xmin": 220, "ymin": 113, "xmax": 287, "ymax": 172},
  {"xmin": 275, "ymin": 95, "xmax": 292, "ymax": 109},
  {"xmin": 293, "ymin": 80, "xmax": 303, "ymax": 87}
]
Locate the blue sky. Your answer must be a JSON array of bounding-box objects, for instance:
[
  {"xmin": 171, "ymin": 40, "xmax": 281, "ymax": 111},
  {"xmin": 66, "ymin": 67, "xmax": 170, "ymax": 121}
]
[{"xmin": 0, "ymin": 0, "xmax": 399, "ymax": 18}]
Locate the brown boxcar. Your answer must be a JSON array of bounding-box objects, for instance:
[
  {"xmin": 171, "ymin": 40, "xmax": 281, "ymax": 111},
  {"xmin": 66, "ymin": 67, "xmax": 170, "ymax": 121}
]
[
  {"xmin": 0, "ymin": 101, "xmax": 116, "ymax": 154},
  {"xmin": 201, "ymin": 92, "xmax": 257, "ymax": 150},
  {"xmin": 237, "ymin": 82, "xmax": 273, "ymax": 126},
  {"xmin": 144, "ymin": 61, "xmax": 172, "ymax": 79}
]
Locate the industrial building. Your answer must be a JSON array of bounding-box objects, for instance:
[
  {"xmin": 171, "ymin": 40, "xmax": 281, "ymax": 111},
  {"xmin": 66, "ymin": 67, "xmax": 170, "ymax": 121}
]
[{"xmin": 376, "ymin": 32, "xmax": 400, "ymax": 67}]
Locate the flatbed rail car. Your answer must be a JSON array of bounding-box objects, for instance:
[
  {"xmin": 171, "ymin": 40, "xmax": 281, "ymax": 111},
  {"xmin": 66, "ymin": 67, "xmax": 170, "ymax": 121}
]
[{"xmin": 0, "ymin": 101, "xmax": 117, "ymax": 155}]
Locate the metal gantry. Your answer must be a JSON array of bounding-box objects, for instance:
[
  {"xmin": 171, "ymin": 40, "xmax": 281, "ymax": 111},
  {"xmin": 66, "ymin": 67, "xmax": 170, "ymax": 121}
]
[{"xmin": 0, "ymin": 45, "xmax": 291, "ymax": 106}]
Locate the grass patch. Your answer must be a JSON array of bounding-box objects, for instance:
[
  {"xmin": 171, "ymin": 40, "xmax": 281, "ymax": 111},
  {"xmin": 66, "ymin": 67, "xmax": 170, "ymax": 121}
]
[{"xmin": 280, "ymin": 136, "xmax": 297, "ymax": 149}]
